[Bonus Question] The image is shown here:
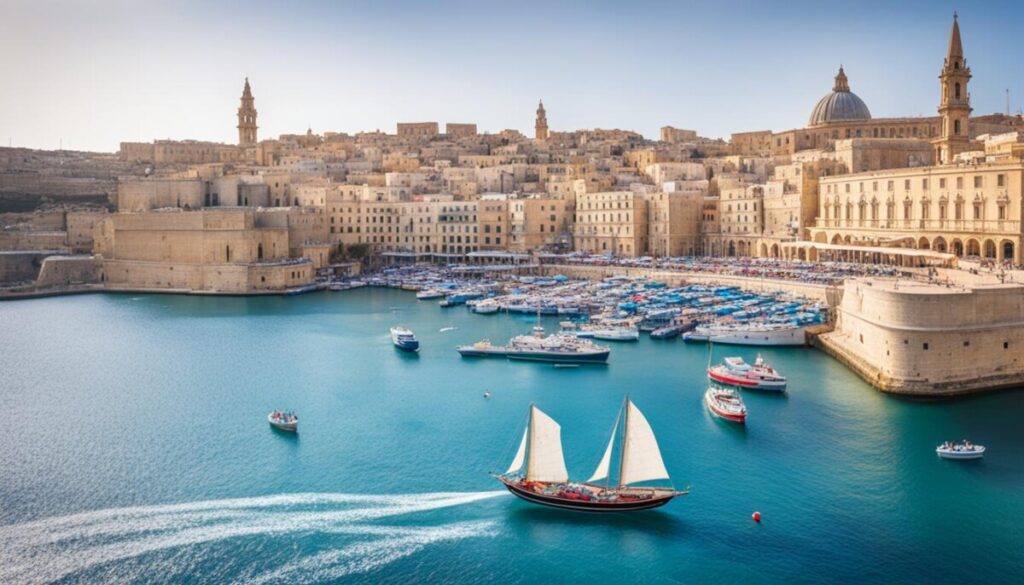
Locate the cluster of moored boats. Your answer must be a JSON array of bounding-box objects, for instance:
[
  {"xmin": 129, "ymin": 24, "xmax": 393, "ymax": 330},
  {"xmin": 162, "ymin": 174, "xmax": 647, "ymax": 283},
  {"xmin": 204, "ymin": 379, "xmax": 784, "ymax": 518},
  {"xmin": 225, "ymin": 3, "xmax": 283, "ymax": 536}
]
[{"xmin": 388, "ymin": 269, "xmax": 828, "ymax": 348}]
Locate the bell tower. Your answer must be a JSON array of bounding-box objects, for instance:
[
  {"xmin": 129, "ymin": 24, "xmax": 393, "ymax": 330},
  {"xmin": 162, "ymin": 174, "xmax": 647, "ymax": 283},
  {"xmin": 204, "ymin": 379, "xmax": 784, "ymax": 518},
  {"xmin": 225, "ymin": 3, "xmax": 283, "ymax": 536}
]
[
  {"xmin": 237, "ymin": 78, "xmax": 258, "ymax": 146},
  {"xmin": 535, "ymin": 100, "xmax": 549, "ymax": 141},
  {"xmin": 933, "ymin": 13, "xmax": 971, "ymax": 164}
]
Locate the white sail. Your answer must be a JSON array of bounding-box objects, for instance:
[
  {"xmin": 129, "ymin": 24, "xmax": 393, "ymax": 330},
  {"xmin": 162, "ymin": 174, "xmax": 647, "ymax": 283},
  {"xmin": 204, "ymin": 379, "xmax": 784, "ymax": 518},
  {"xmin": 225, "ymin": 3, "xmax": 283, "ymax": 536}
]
[
  {"xmin": 506, "ymin": 425, "xmax": 528, "ymax": 474},
  {"xmin": 587, "ymin": 416, "xmax": 619, "ymax": 483},
  {"xmin": 619, "ymin": 400, "xmax": 670, "ymax": 486},
  {"xmin": 525, "ymin": 406, "xmax": 569, "ymax": 483}
]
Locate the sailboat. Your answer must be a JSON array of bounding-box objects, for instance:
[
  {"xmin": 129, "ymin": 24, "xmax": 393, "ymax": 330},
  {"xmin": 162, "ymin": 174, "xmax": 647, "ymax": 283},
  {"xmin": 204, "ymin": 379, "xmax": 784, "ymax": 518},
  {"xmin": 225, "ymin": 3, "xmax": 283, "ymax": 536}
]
[{"xmin": 493, "ymin": 399, "xmax": 688, "ymax": 512}]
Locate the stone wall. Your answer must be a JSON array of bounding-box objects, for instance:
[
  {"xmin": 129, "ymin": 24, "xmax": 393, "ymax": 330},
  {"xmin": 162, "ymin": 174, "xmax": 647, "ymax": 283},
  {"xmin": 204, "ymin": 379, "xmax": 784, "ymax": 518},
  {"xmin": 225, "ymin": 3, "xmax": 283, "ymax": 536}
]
[
  {"xmin": 102, "ymin": 259, "xmax": 313, "ymax": 293},
  {"xmin": 35, "ymin": 255, "xmax": 102, "ymax": 288},
  {"xmin": 0, "ymin": 251, "xmax": 53, "ymax": 283},
  {"xmin": 818, "ymin": 277, "xmax": 1024, "ymax": 395}
]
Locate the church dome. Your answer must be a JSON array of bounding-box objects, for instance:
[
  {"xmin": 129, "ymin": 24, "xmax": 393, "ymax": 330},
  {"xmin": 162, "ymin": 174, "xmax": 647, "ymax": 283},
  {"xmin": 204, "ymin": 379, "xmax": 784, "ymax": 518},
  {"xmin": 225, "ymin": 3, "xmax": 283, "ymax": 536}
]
[{"xmin": 808, "ymin": 67, "xmax": 871, "ymax": 126}]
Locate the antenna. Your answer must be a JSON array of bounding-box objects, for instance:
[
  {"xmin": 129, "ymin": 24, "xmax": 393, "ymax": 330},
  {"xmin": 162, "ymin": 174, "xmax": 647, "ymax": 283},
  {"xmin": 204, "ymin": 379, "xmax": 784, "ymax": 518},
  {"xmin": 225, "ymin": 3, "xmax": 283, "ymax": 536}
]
[{"xmin": 1007, "ymin": 89, "xmax": 1011, "ymax": 116}]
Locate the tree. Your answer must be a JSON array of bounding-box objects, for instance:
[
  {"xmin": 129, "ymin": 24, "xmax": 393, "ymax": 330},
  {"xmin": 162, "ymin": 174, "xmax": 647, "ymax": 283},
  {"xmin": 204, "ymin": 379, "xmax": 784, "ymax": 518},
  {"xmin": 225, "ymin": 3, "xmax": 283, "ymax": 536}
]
[{"xmin": 346, "ymin": 244, "xmax": 370, "ymax": 261}]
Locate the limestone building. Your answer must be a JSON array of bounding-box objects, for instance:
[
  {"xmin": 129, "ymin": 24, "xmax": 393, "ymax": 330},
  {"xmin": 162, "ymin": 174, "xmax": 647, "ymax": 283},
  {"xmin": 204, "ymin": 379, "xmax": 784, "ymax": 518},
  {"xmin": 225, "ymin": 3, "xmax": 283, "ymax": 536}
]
[
  {"xmin": 648, "ymin": 191, "xmax": 703, "ymax": 257},
  {"xmin": 573, "ymin": 191, "xmax": 649, "ymax": 256},
  {"xmin": 94, "ymin": 209, "xmax": 313, "ymax": 293},
  {"xmin": 806, "ymin": 16, "xmax": 1024, "ymax": 266}
]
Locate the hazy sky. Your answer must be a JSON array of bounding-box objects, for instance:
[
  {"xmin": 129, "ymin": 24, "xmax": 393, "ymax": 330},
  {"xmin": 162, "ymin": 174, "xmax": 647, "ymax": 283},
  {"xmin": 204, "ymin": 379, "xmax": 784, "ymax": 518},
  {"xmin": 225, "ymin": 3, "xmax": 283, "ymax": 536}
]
[{"xmin": 2, "ymin": 0, "xmax": 1023, "ymax": 152}]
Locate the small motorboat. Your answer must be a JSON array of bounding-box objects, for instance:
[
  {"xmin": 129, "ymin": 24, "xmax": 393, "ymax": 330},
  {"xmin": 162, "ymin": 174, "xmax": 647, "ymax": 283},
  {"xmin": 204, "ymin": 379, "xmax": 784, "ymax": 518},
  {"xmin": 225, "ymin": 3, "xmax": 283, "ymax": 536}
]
[
  {"xmin": 650, "ymin": 323, "xmax": 686, "ymax": 339},
  {"xmin": 936, "ymin": 440, "xmax": 985, "ymax": 460},
  {"xmin": 268, "ymin": 411, "xmax": 298, "ymax": 432},
  {"xmin": 416, "ymin": 289, "xmax": 446, "ymax": 300},
  {"xmin": 390, "ymin": 326, "xmax": 420, "ymax": 351},
  {"xmin": 705, "ymin": 386, "xmax": 747, "ymax": 423},
  {"xmin": 707, "ymin": 355, "xmax": 786, "ymax": 391}
]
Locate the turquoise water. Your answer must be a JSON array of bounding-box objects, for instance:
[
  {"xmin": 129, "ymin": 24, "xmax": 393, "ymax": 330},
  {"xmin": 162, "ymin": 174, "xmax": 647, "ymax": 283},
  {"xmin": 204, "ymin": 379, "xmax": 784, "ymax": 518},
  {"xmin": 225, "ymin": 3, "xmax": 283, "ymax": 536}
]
[{"xmin": 1, "ymin": 288, "xmax": 1022, "ymax": 584}]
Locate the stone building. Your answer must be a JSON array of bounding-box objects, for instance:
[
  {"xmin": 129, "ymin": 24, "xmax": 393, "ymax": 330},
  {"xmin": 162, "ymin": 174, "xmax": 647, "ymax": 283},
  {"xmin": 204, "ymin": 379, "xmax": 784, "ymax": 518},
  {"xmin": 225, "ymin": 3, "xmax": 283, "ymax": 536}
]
[
  {"xmin": 396, "ymin": 122, "xmax": 439, "ymax": 138},
  {"xmin": 648, "ymin": 191, "xmax": 703, "ymax": 257},
  {"xmin": 94, "ymin": 209, "xmax": 313, "ymax": 293},
  {"xmin": 573, "ymin": 191, "xmax": 649, "ymax": 257},
  {"xmin": 660, "ymin": 127, "xmax": 698, "ymax": 144},
  {"xmin": 477, "ymin": 195, "xmax": 510, "ymax": 251},
  {"xmin": 445, "ymin": 123, "xmax": 477, "ymax": 137},
  {"xmin": 806, "ymin": 17, "xmax": 1024, "ymax": 266},
  {"xmin": 509, "ymin": 197, "xmax": 568, "ymax": 252},
  {"xmin": 810, "ymin": 158, "xmax": 1023, "ymax": 264}
]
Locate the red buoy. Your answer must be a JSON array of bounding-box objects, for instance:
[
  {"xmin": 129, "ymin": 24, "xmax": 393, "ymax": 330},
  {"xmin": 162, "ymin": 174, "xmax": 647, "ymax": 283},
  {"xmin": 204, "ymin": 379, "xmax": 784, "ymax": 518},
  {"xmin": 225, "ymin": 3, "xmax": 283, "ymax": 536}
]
[{"xmin": 752, "ymin": 511, "xmax": 761, "ymax": 522}]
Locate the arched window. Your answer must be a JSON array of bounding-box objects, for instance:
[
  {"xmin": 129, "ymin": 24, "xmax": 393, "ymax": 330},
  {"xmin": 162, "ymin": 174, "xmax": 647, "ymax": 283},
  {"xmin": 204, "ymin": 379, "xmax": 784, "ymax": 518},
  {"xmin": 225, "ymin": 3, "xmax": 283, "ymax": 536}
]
[
  {"xmin": 954, "ymin": 119, "xmax": 961, "ymax": 135},
  {"xmin": 257, "ymin": 243, "xmax": 264, "ymax": 260},
  {"xmin": 954, "ymin": 82, "xmax": 961, "ymax": 100}
]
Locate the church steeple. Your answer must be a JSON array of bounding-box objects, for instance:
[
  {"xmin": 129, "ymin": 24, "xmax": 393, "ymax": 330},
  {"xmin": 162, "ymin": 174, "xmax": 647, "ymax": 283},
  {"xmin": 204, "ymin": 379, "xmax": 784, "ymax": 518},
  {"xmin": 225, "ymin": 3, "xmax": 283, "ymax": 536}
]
[
  {"xmin": 237, "ymin": 77, "xmax": 258, "ymax": 147},
  {"xmin": 946, "ymin": 12, "xmax": 964, "ymax": 67},
  {"xmin": 535, "ymin": 100, "xmax": 549, "ymax": 141},
  {"xmin": 933, "ymin": 13, "xmax": 972, "ymax": 165}
]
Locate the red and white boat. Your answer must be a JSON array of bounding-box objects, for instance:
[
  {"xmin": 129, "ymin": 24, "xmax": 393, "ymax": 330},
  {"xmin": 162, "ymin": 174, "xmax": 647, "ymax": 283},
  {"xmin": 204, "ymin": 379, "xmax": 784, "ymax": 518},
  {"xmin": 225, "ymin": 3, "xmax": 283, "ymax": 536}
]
[
  {"xmin": 707, "ymin": 355, "xmax": 786, "ymax": 391},
  {"xmin": 704, "ymin": 386, "xmax": 747, "ymax": 423}
]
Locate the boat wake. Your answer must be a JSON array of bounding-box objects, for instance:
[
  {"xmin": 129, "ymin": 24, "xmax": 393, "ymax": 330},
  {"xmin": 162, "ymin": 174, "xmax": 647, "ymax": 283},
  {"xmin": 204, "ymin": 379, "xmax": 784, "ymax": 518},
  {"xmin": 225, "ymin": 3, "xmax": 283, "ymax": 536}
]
[
  {"xmin": 0, "ymin": 491, "xmax": 504, "ymax": 584},
  {"xmin": 439, "ymin": 326, "xmax": 458, "ymax": 332}
]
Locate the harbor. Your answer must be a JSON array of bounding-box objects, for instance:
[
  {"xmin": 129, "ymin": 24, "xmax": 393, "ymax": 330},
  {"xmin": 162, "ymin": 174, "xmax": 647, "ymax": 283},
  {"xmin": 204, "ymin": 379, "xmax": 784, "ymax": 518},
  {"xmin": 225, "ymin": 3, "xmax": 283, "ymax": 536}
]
[{"xmin": 1, "ymin": 288, "xmax": 1020, "ymax": 584}]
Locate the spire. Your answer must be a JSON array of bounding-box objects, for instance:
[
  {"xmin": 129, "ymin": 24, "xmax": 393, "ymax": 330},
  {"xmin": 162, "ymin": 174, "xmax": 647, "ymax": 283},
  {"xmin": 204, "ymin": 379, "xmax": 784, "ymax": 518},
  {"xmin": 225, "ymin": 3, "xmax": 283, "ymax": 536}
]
[
  {"xmin": 946, "ymin": 13, "xmax": 964, "ymax": 66},
  {"xmin": 242, "ymin": 77, "xmax": 252, "ymax": 99},
  {"xmin": 833, "ymin": 66, "xmax": 850, "ymax": 92}
]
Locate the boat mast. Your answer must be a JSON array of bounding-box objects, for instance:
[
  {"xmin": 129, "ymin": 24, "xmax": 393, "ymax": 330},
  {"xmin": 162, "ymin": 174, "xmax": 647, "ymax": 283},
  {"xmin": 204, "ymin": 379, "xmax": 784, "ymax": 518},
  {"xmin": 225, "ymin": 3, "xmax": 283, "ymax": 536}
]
[
  {"xmin": 525, "ymin": 404, "xmax": 535, "ymax": 480},
  {"xmin": 617, "ymin": 395, "xmax": 629, "ymax": 489}
]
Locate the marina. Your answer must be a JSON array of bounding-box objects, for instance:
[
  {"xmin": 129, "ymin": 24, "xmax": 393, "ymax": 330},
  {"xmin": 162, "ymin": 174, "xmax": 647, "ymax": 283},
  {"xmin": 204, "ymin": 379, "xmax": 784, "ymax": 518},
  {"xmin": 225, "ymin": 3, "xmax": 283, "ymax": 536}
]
[{"xmin": 0, "ymin": 287, "xmax": 1021, "ymax": 584}]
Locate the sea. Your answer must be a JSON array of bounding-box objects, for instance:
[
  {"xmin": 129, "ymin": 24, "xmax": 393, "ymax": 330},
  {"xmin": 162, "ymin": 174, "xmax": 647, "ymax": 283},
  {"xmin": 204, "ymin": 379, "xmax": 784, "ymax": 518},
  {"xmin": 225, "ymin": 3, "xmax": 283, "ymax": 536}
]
[{"xmin": 1, "ymin": 288, "xmax": 1021, "ymax": 584}]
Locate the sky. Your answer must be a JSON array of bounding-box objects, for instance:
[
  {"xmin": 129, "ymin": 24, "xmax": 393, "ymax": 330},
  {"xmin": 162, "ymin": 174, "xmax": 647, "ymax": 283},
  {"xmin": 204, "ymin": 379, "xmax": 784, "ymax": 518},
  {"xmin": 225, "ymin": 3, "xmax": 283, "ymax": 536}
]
[{"xmin": 1, "ymin": 0, "xmax": 1023, "ymax": 153}]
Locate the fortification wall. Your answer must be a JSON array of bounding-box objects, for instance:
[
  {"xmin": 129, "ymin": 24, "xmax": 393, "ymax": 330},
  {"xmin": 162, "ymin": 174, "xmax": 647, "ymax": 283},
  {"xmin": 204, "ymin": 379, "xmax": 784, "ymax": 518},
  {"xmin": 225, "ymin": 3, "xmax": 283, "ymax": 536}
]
[
  {"xmin": 818, "ymin": 278, "xmax": 1024, "ymax": 395},
  {"xmin": 102, "ymin": 259, "xmax": 313, "ymax": 293},
  {"xmin": 35, "ymin": 255, "xmax": 102, "ymax": 288},
  {"xmin": 0, "ymin": 251, "xmax": 52, "ymax": 283}
]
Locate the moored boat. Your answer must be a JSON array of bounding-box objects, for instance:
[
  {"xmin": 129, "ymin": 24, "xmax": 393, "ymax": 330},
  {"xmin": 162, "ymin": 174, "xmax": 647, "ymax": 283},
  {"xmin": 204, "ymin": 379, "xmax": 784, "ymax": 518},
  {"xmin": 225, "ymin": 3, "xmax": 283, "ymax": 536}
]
[
  {"xmin": 704, "ymin": 386, "xmax": 747, "ymax": 423},
  {"xmin": 472, "ymin": 299, "xmax": 500, "ymax": 314},
  {"xmin": 684, "ymin": 323, "xmax": 807, "ymax": 346},
  {"xmin": 267, "ymin": 411, "xmax": 298, "ymax": 432},
  {"xmin": 494, "ymin": 399, "xmax": 687, "ymax": 512},
  {"xmin": 390, "ymin": 326, "xmax": 420, "ymax": 351},
  {"xmin": 416, "ymin": 289, "xmax": 446, "ymax": 300},
  {"xmin": 707, "ymin": 355, "xmax": 786, "ymax": 391},
  {"xmin": 936, "ymin": 440, "xmax": 985, "ymax": 460}
]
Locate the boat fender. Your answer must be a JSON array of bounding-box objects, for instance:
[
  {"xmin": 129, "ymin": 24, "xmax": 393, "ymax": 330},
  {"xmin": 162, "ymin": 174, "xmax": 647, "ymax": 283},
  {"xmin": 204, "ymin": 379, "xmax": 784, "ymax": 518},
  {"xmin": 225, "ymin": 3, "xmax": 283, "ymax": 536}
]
[{"xmin": 752, "ymin": 511, "xmax": 761, "ymax": 522}]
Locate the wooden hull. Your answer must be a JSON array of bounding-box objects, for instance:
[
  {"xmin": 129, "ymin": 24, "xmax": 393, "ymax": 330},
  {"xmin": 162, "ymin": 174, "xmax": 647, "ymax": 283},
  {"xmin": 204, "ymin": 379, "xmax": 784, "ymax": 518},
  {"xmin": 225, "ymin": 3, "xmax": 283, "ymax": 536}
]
[{"xmin": 497, "ymin": 478, "xmax": 679, "ymax": 512}]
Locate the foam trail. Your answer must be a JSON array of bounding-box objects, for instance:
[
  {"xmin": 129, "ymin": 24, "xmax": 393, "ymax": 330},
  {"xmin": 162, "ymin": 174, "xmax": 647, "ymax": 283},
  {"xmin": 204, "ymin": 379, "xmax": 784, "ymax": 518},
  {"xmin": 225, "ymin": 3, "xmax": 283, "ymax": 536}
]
[
  {"xmin": 1, "ymin": 491, "xmax": 497, "ymax": 548},
  {"xmin": 247, "ymin": 520, "xmax": 498, "ymax": 585},
  {"xmin": 0, "ymin": 491, "xmax": 505, "ymax": 584}
]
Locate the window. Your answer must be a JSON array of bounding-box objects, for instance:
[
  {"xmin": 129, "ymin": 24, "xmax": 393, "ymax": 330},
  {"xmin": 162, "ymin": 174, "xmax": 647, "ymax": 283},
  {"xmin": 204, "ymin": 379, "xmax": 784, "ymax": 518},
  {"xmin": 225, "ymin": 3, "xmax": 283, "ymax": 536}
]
[
  {"xmin": 998, "ymin": 174, "xmax": 1006, "ymax": 187},
  {"xmin": 974, "ymin": 176, "xmax": 983, "ymax": 188},
  {"xmin": 923, "ymin": 343, "xmax": 929, "ymax": 350}
]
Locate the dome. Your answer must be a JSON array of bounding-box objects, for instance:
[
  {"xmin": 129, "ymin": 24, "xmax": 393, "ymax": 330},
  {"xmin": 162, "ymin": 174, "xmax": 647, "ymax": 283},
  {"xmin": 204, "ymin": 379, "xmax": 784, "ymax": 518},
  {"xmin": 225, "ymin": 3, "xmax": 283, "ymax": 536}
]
[{"xmin": 808, "ymin": 67, "xmax": 871, "ymax": 126}]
